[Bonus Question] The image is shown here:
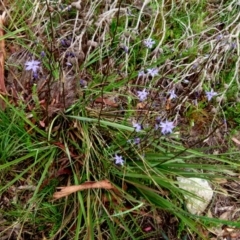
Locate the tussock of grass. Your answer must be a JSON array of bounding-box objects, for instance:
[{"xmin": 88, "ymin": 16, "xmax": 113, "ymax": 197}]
[{"xmin": 0, "ymin": 0, "xmax": 240, "ymax": 239}]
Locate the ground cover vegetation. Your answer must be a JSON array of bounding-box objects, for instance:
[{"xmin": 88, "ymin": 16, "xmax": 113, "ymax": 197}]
[{"xmin": 0, "ymin": 0, "xmax": 240, "ymax": 239}]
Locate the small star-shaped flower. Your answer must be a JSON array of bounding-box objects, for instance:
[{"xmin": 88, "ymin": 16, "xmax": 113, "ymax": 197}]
[
  {"xmin": 137, "ymin": 89, "xmax": 148, "ymax": 101},
  {"xmin": 159, "ymin": 120, "xmax": 175, "ymax": 135},
  {"xmin": 132, "ymin": 122, "xmax": 142, "ymax": 132},
  {"xmin": 205, "ymin": 89, "xmax": 217, "ymax": 101},
  {"xmin": 25, "ymin": 60, "xmax": 41, "ymax": 73},
  {"xmin": 147, "ymin": 68, "xmax": 158, "ymax": 78},
  {"xmin": 114, "ymin": 154, "xmax": 124, "ymax": 166},
  {"xmin": 138, "ymin": 70, "xmax": 146, "ymax": 78},
  {"xmin": 168, "ymin": 89, "xmax": 177, "ymax": 100},
  {"xmin": 143, "ymin": 38, "xmax": 155, "ymax": 49},
  {"xmin": 121, "ymin": 45, "xmax": 129, "ymax": 54},
  {"xmin": 133, "ymin": 137, "xmax": 141, "ymax": 145}
]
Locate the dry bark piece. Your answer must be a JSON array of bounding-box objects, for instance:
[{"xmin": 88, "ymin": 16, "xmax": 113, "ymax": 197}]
[{"xmin": 53, "ymin": 179, "xmax": 114, "ymax": 199}]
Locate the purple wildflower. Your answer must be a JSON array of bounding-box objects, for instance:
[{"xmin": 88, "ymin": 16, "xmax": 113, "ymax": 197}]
[
  {"xmin": 216, "ymin": 34, "xmax": 223, "ymax": 41},
  {"xmin": 121, "ymin": 45, "xmax": 129, "ymax": 54},
  {"xmin": 159, "ymin": 120, "xmax": 175, "ymax": 135},
  {"xmin": 230, "ymin": 42, "xmax": 237, "ymax": 50},
  {"xmin": 147, "ymin": 68, "xmax": 158, "ymax": 78},
  {"xmin": 156, "ymin": 116, "xmax": 161, "ymax": 124},
  {"xmin": 33, "ymin": 71, "xmax": 38, "ymax": 79},
  {"xmin": 61, "ymin": 39, "xmax": 70, "ymax": 47},
  {"xmin": 137, "ymin": 89, "xmax": 148, "ymax": 101},
  {"xmin": 114, "ymin": 154, "xmax": 124, "ymax": 166},
  {"xmin": 25, "ymin": 60, "xmax": 41, "ymax": 73},
  {"xmin": 138, "ymin": 70, "xmax": 146, "ymax": 78},
  {"xmin": 143, "ymin": 38, "xmax": 155, "ymax": 49},
  {"xmin": 127, "ymin": 137, "xmax": 140, "ymax": 145},
  {"xmin": 66, "ymin": 52, "xmax": 75, "ymax": 57},
  {"xmin": 80, "ymin": 79, "xmax": 87, "ymax": 87},
  {"xmin": 205, "ymin": 89, "xmax": 217, "ymax": 101},
  {"xmin": 40, "ymin": 51, "xmax": 46, "ymax": 58},
  {"xmin": 169, "ymin": 89, "xmax": 177, "ymax": 100},
  {"xmin": 192, "ymin": 63, "xmax": 198, "ymax": 69},
  {"xmin": 133, "ymin": 137, "xmax": 141, "ymax": 145},
  {"xmin": 133, "ymin": 122, "xmax": 142, "ymax": 132}
]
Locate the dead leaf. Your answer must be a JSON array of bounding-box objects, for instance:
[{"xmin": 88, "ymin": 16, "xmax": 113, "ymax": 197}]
[
  {"xmin": 222, "ymin": 226, "xmax": 240, "ymax": 239},
  {"xmin": 53, "ymin": 180, "xmax": 114, "ymax": 199},
  {"xmin": 232, "ymin": 137, "xmax": 240, "ymax": 146},
  {"xmin": 219, "ymin": 211, "xmax": 232, "ymax": 220},
  {"xmin": 56, "ymin": 168, "xmax": 72, "ymax": 177},
  {"xmin": 39, "ymin": 120, "xmax": 45, "ymax": 128},
  {"xmin": 101, "ymin": 182, "xmax": 127, "ymax": 204},
  {"xmin": 213, "ymin": 178, "xmax": 228, "ymax": 184},
  {"xmin": 136, "ymin": 102, "xmax": 147, "ymax": 109},
  {"xmin": 95, "ymin": 97, "xmax": 118, "ymax": 107},
  {"xmin": 166, "ymin": 98, "xmax": 172, "ymax": 110},
  {"xmin": 53, "ymin": 142, "xmax": 78, "ymax": 158}
]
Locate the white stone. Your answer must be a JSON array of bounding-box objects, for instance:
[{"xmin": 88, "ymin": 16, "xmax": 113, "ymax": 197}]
[{"xmin": 177, "ymin": 177, "xmax": 213, "ymax": 215}]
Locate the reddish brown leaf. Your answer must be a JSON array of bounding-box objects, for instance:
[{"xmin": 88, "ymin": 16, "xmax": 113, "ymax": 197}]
[
  {"xmin": 39, "ymin": 120, "xmax": 46, "ymax": 128},
  {"xmin": 166, "ymin": 98, "xmax": 172, "ymax": 110},
  {"xmin": 56, "ymin": 168, "xmax": 72, "ymax": 176},
  {"xmin": 136, "ymin": 102, "xmax": 147, "ymax": 109},
  {"xmin": 95, "ymin": 97, "xmax": 118, "ymax": 107},
  {"xmin": 53, "ymin": 142, "xmax": 78, "ymax": 158},
  {"xmin": 232, "ymin": 137, "xmax": 240, "ymax": 146}
]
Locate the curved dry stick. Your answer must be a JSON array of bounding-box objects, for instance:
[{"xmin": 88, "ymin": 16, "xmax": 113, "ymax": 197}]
[{"xmin": 0, "ymin": 12, "xmax": 7, "ymax": 109}]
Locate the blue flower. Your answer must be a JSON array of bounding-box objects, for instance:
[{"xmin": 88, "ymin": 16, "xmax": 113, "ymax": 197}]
[
  {"xmin": 132, "ymin": 122, "xmax": 142, "ymax": 132},
  {"xmin": 114, "ymin": 154, "xmax": 124, "ymax": 166},
  {"xmin": 25, "ymin": 60, "xmax": 41, "ymax": 73},
  {"xmin": 230, "ymin": 42, "xmax": 237, "ymax": 50},
  {"xmin": 121, "ymin": 45, "xmax": 129, "ymax": 54},
  {"xmin": 133, "ymin": 137, "xmax": 141, "ymax": 145},
  {"xmin": 138, "ymin": 70, "xmax": 146, "ymax": 78},
  {"xmin": 40, "ymin": 51, "xmax": 46, "ymax": 58},
  {"xmin": 127, "ymin": 137, "xmax": 141, "ymax": 145},
  {"xmin": 159, "ymin": 120, "xmax": 175, "ymax": 135},
  {"xmin": 205, "ymin": 89, "xmax": 217, "ymax": 101},
  {"xmin": 143, "ymin": 38, "xmax": 155, "ymax": 49},
  {"xmin": 147, "ymin": 68, "xmax": 158, "ymax": 78},
  {"xmin": 168, "ymin": 89, "xmax": 177, "ymax": 100},
  {"xmin": 137, "ymin": 89, "xmax": 148, "ymax": 101},
  {"xmin": 216, "ymin": 34, "xmax": 223, "ymax": 41},
  {"xmin": 61, "ymin": 39, "xmax": 70, "ymax": 47},
  {"xmin": 79, "ymin": 79, "xmax": 87, "ymax": 87},
  {"xmin": 33, "ymin": 71, "xmax": 38, "ymax": 79}
]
